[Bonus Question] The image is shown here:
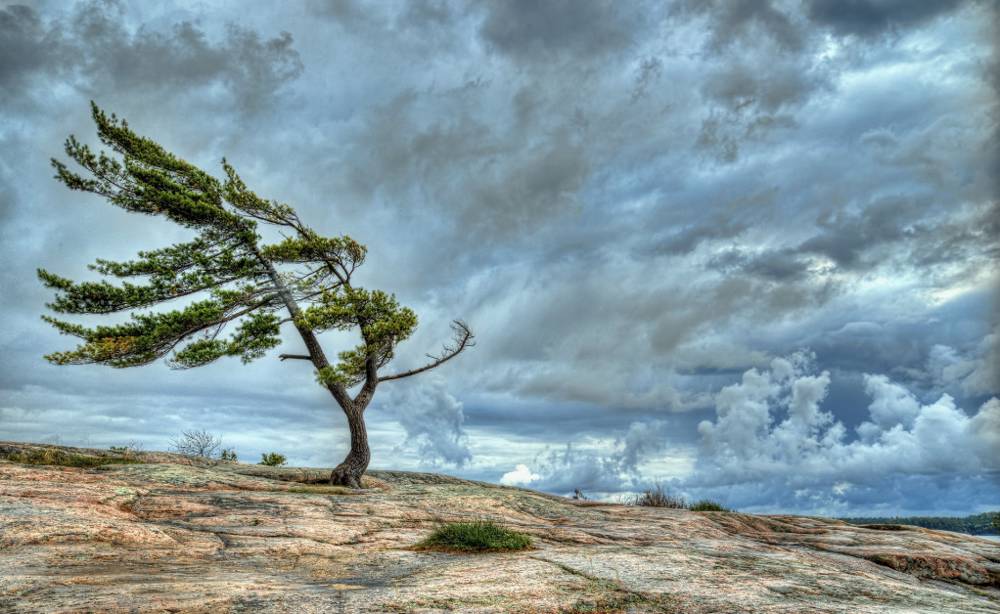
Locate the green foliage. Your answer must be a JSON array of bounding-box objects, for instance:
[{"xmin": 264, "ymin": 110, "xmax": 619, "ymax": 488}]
[
  {"xmin": 220, "ymin": 449, "xmax": 238, "ymax": 463},
  {"xmin": 41, "ymin": 295, "xmax": 280, "ymax": 368},
  {"xmin": 259, "ymin": 452, "xmax": 287, "ymax": 466},
  {"xmin": 842, "ymin": 512, "xmax": 1000, "ymax": 535},
  {"xmin": 688, "ymin": 500, "xmax": 729, "ymax": 512},
  {"xmin": 39, "ymin": 102, "xmax": 441, "ymax": 386},
  {"xmin": 260, "ymin": 233, "xmax": 366, "ymax": 268},
  {"xmin": 415, "ymin": 521, "xmax": 532, "ymax": 553}
]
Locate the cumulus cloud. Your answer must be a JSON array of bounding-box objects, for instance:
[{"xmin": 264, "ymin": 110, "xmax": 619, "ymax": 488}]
[
  {"xmin": 926, "ymin": 325, "xmax": 1000, "ymax": 397},
  {"xmin": 499, "ymin": 463, "xmax": 540, "ymax": 486},
  {"xmin": 687, "ymin": 353, "xmax": 1000, "ymax": 513},
  {"xmin": 496, "ymin": 420, "xmax": 674, "ymax": 496},
  {"xmin": 379, "ymin": 377, "xmax": 472, "ymax": 467}
]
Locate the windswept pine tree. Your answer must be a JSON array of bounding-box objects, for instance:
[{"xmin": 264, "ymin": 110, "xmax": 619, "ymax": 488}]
[{"xmin": 38, "ymin": 103, "xmax": 474, "ymax": 487}]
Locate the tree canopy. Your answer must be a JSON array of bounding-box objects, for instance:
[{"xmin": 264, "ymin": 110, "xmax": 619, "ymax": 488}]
[{"xmin": 39, "ymin": 103, "xmax": 473, "ymax": 486}]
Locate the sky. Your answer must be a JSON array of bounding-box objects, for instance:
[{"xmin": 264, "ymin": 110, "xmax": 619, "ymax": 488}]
[{"xmin": 0, "ymin": 0, "xmax": 997, "ymax": 517}]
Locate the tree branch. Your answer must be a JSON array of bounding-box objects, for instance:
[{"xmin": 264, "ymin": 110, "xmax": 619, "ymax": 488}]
[
  {"xmin": 279, "ymin": 353, "xmax": 312, "ymax": 361},
  {"xmin": 379, "ymin": 321, "xmax": 474, "ymax": 382}
]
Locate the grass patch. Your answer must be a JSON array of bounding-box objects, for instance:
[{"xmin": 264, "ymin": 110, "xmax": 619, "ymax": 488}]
[
  {"xmin": 688, "ymin": 499, "xmax": 729, "ymax": 512},
  {"xmin": 1, "ymin": 448, "xmax": 142, "ymax": 468},
  {"xmin": 414, "ymin": 520, "xmax": 532, "ymax": 553}
]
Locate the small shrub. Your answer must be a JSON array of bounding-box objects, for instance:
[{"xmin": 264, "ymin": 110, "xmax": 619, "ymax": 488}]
[
  {"xmin": 415, "ymin": 521, "xmax": 532, "ymax": 553},
  {"xmin": 170, "ymin": 429, "xmax": 222, "ymax": 459},
  {"xmin": 628, "ymin": 484, "xmax": 686, "ymax": 509},
  {"xmin": 109, "ymin": 440, "xmax": 143, "ymax": 460},
  {"xmin": 220, "ymin": 448, "xmax": 238, "ymax": 463},
  {"xmin": 688, "ymin": 500, "xmax": 729, "ymax": 512},
  {"xmin": 259, "ymin": 452, "xmax": 287, "ymax": 466}
]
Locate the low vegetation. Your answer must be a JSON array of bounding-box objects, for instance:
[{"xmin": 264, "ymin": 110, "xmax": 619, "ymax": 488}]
[
  {"xmin": 220, "ymin": 449, "xmax": 238, "ymax": 462},
  {"xmin": 688, "ymin": 499, "xmax": 730, "ymax": 512},
  {"xmin": 259, "ymin": 452, "xmax": 287, "ymax": 466},
  {"xmin": 1, "ymin": 448, "xmax": 141, "ymax": 468},
  {"xmin": 626, "ymin": 484, "xmax": 729, "ymax": 512},
  {"xmin": 108, "ymin": 441, "xmax": 143, "ymax": 460},
  {"xmin": 169, "ymin": 429, "xmax": 222, "ymax": 459},
  {"xmin": 627, "ymin": 484, "xmax": 686, "ymax": 508},
  {"xmin": 415, "ymin": 521, "xmax": 532, "ymax": 553}
]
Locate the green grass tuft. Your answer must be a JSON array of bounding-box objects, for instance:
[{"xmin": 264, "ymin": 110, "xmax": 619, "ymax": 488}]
[
  {"xmin": 415, "ymin": 521, "xmax": 532, "ymax": 553},
  {"xmin": 688, "ymin": 499, "xmax": 729, "ymax": 512}
]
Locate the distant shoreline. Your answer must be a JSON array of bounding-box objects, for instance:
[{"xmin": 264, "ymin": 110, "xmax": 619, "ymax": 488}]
[{"xmin": 840, "ymin": 512, "xmax": 999, "ymax": 536}]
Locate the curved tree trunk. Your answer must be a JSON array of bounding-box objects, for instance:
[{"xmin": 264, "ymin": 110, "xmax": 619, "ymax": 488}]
[{"xmin": 329, "ymin": 407, "xmax": 370, "ymax": 488}]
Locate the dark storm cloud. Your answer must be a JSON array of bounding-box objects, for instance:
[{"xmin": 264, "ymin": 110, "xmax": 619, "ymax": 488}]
[
  {"xmin": 335, "ymin": 86, "xmax": 590, "ymax": 241},
  {"xmin": 0, "ymin": 5, "xmax": 49, "ymax": 93},
  {"xmin": 673, "ymin": 0, "xmax": 805, "ymax": 53},
  {"xmin": 478, "ymin": 0, "xmax": 648, "ymax": 60},
  {"xmin": 1, "ymin": 0, "xmax": 996, "ymax": 514},
  {"xmin": 804, "ymin": 0, "xmax": 970, "ymax": 38},
  {"xmin": 668, "ymin": 2, "xmax": 834, "ymax": 163},
  {"xmin": 0, "ymin": 1, "xmax": 301, "ymax": 111}
]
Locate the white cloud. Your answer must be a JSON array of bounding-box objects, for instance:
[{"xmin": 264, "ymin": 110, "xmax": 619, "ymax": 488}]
[
  {"xmin": 688, "ymin": 353, "xmax": 1000, "ymax": 513},
  {"xmin": 499, "ymin": 464, "xmax": 540, "ymax": 486}
]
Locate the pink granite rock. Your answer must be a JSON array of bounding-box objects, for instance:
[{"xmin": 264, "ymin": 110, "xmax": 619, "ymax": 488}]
[{"xmin": 1, "ymin": 442, "xmax": 997, "ymax": 612}]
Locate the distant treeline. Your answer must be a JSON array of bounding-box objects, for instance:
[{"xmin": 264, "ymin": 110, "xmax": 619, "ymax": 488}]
[{"xmin": 840, "ymin": 512, "xmax": 999, "ymax": 535}]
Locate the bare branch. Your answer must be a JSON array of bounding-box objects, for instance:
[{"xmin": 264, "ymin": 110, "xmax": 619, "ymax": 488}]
[
  {"xmin": 379, "ymin": 321, "xmax": 474, "ymax": 382},
  {"xmin": 169, "ymin": 429, "xmax": 222, "ymax": 459},
  {"xmin": 279, "ymin": 353, "xmax": 312, "ymax": 361}
]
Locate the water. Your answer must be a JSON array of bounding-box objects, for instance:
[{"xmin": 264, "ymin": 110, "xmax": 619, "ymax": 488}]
[{"xmin": 979, "ymin": 534, "xmax": 1000, "ymax": 542}]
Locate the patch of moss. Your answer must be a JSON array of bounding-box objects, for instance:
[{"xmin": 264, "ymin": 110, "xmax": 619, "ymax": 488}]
[
  {"xmin": 415, "ymin": 521, "xmax": 532, "ymax": 553},
  {"xmin": 1, "ymin": 448, "xmax": 142, "ymax": 468}
]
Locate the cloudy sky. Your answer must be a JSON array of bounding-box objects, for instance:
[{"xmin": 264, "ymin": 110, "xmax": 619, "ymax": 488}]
[{"xmin": 1, "ymin": 0, "xmax": 997, "ymax": 516}]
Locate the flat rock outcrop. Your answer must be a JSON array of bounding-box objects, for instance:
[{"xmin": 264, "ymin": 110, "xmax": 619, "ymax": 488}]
[{"xmin": 1, "ymin": 441, "xmax": 998, "ymax": 613}]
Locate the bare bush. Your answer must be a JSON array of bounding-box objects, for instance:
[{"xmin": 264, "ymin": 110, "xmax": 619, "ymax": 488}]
[
  {"xmin": 170, "ymin": 429, "xmax": 222, "ymax": 459},
  {"xmin": 627, "ymin": 484, "xmax": 687, "ymax": 508},
  {"xmin": 109, "ymin": 440, "xmax": 143, "ymax": 459}
]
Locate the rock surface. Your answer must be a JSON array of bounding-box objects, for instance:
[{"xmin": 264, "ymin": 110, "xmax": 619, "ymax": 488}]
[{"xmin": 1, "ymin": 441, "xmax": 998, "ymax": 613}]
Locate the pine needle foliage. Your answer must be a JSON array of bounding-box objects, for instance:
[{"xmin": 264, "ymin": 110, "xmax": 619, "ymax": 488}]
[{"xmin": 39, "ymin": 103, "xmax": 474, "ymax": 486}]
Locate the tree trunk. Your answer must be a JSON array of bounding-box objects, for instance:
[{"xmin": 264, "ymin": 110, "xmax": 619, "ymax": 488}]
[{"xmin": 329, "ymin": 407, "xmax": 370, "ymax": 488}]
